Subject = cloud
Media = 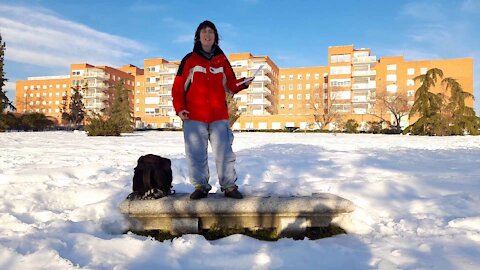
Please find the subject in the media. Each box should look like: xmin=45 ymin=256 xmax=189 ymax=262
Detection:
xmin=0 ymin=4 xmax=148 ymax=68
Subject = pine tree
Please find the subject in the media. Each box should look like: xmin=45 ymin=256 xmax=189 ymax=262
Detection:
xmin=60 ymin=90 xmax=69 ymax=126
xmin=0 ymin=32 xmax=15 ymax=113
xmin=442 ymin=77 xmax=480 ymax=135
xmin=107 ymin=80 xmax=133 ymax=133
xmin=404 ymin=68 xmax=445 ymax=135
xmin=69 ymin=84 xmax=86 ymax=129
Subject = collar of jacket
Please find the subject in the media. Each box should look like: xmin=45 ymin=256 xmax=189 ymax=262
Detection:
xmin=193 ymin=44 xmax=224 ymax=60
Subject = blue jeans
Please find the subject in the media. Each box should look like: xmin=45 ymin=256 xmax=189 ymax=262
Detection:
xmin=183 ymin=120 xmax=237 ymax=191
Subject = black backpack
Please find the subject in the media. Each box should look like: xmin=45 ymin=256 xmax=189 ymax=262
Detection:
xmin=127 ymin=154 xmax=175 ymax=200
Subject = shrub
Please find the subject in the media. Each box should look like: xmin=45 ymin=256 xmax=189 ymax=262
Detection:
xmin=84 ymin=116 xmax=120 ymax=136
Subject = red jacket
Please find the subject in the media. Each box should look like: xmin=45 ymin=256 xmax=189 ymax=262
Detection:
xmin=172 ymin=46 xmax=248 ymax=123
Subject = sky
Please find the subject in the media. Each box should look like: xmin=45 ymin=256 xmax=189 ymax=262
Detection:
xmin=1 ymin=0 xmax=479 ymax=112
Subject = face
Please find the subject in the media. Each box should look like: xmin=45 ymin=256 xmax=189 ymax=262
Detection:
xmin=199 ymin=27 xmax=215 ymax=50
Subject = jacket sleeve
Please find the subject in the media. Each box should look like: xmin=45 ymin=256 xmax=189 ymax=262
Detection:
xmin=172 ymin=53 xmax=191 ymax=114
xmin=223 ymin=58 xmax=249 ymax=94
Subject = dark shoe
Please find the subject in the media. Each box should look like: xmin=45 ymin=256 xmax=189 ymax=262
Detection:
xmin=224 ymin=187 xmax=243 ymax=199
xmin=190 ymin=188 xmax=208 ymax=200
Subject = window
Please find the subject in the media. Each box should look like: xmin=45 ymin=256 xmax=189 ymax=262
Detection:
xmin=56 ymin=84 xmax=60 ymax=88
xmin=386 ymin=74 xmax=397 ymax=82
xmin=289 ymin=75 xmax=294 ymax=80
xmin=407 ymin=90 xmax=415 ymax=97
xmin=314 ymin=74 xmax=320 ymax=80
xmin=297 ymin=74 xmax=302 ymax=80
xmin=297 ymin=94 xmax=302 ymax=100
xmin=306 ymin=83 xmax=311 ymax=90
xmin=280 ymin=104 xmax=285 ymax=109
xmin=314 ymin=83 xmax=320 ymax=90
xmin=407 ymin=68 xmax=415 ymax=75
xmin=288 ymin=94 xmax=294 ymax=100
xmin=280 ymin=75 xmax=285 ymax=81
xmin=305 ymin=94 xmax=311 ymax=100
xmin=407 ymin=79 xmax=414 ymax=86
xmin=280 ymin=85 xmax=285 ymax=91
xmin=297 ymin=84 xmax=302 ymax=90
xmin=387 ymin=64 xmax=397 ymax=71
xmin=330 ymin=66 xmax=351 ymax=75
xmin=42 ymin=85 xmax=47 ymax=89
xmin=288 ymin=84 xmax=293 ymax=90
xmin=62 ymin=84 xmax=67 ymax=88
xmin=306 ymin=73 xmax=311 ymax=80
xmin=420 ymin=67 xmax=428 ymax=74
xmin=288 ymin=104 xmax=294 ymax=109
xmin=387 ymin=84 xmax=398 ymax=93
xmin=280 ymin=94 xmax=285 ymax=100
xmin=330 ymin=79 xmax=351 ymax=87
xmin=23 ymin=86 xmax=28 ymax=90
xmin=145 ymin=97 xmax=160 ymax=104
xmin=331 ymin=91 xmax=351 ymax=100
xmin=136 ymin=99 xmax=140 ymax=104
xmin=331 ymin=54 xmax=351 ymax=63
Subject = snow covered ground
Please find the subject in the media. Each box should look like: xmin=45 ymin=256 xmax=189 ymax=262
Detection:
xmin=1 ymin=131 xmax=479 ymax=269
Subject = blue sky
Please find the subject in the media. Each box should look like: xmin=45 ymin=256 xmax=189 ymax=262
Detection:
xmin=1 ymin=0 xmax=479 ymax=112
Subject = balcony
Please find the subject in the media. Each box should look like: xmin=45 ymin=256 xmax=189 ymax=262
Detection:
xmin=352 ymin=96 xmax=368 ymax=103
xmin=253 ymin=75 xmax=272 ymax=84
xmin=352 ymin=81 xmax=376 ymax=90
xmin=158 ymin=101 xmax=173 ymax=107
xmin=158 ymin=79 xmax=174 ymax=86
xmin=352 ymin=70 xmax=376 ymax=77
xmin=87 ymin=82 xmax=107 ymax=88
xmin=84 ymin=72 xmax=108 ymax=79
xmin=352 ymin=56 xmax=377 ymax=64
xmin=158 ymin=91 xmax=172 ymax=96
xmin=248 ymin=86 xmax=271 ymax=95
xmin=247 ymin=98 xmax=271 ymax=106
xmin=83 ymin=93 xmax=104 ymax=99
xmin=157 ymin=69 xmax=177 ymax=75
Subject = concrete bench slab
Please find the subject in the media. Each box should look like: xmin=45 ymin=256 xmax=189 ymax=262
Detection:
xmin=120 ymin=193 xmax=355 ymax=236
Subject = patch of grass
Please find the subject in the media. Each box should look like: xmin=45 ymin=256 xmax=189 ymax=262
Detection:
xmin=126 ymin=225 xmax=346 ymax=242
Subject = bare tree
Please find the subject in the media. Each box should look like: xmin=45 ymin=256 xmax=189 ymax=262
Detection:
xmin=374 ymin=90 xmax=412 ymax=131
xmin=310 ymin=87 xmax=342 ymax=130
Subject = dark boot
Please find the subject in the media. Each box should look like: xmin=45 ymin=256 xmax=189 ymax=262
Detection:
xmin=190 ymin=188 xmax=208 ymax=200
xmin=224 ymin=186 xmax=243 ymax=199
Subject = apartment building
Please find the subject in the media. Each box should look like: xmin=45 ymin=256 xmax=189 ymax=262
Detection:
xmin=15 ymin=45 xmax=474 ymax=130
xmin=15 ymin=63 xmax=137 ymax=123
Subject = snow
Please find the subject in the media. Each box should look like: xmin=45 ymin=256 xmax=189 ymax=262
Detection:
xmin=1 ymin=131 xmax=480 ymax=269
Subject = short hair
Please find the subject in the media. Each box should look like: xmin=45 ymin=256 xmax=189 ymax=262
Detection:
xmin=194 ymin=20 xmax=219 ymax=47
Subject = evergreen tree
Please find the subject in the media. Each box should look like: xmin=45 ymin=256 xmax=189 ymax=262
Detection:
xmin=226 ymin=92 xmax=241 ymax=127
xmin=60 ymin=90 xmax=69 ymax=126
xmin=442 ymin=77 xmax=480 ymax=135
xmin=404 ymin=68 xmax=445 ymax=135
xmin=69 ymin=84 xmax=86 ymax=129
xmin=106 ymin=80 xmax=133 ymax=133
xmin=0 ymin=32 xmax=15 ymax=113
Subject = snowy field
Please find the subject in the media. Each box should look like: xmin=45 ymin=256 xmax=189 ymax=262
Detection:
xmin=1 ymin=131 xmax=480 ymax=270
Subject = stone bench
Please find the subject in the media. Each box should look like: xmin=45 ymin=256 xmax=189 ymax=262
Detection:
xmin=119 ymin=193 xmax=355 ymax=236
